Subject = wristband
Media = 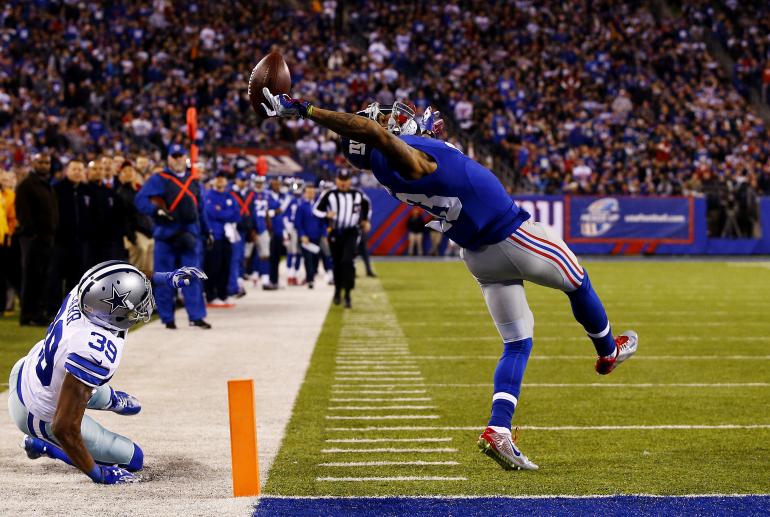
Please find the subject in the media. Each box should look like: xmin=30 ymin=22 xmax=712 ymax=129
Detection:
xmin=306 ymin=104 xmax=314 ymax=118
xmin=88 ymin=464 xmax=103 ymax=483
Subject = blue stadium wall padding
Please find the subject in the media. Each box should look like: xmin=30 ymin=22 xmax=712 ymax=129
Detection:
xmin=364 ymin=189 xmax=770 ymax=255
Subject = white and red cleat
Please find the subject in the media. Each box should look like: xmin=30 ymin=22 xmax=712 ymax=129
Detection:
xmin=477 ymin=427 xmax=538 ymax=471
xmin=595 ymin=330 xmax=638 ymax=375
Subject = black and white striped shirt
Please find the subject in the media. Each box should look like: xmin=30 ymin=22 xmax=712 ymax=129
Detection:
xmin=313 ymin=188 xmax=371 ymax=231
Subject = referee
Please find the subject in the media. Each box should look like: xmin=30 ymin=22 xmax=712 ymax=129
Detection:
xmin=313 ymin=169 xmax=370 ymax=308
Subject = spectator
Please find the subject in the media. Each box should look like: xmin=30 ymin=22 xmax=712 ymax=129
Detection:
xmin=407 ymin=208 xmax=425 ymax=256
xmin=117 ymin=161 xmax=154 ymax=276
xmin=0 ymin=169 xmax=9 ymax=315
xmin=15 ymin=153 xmax=58 ymax=326
xmin=87 ymin=158 xmax=128 ymax=263
xmin=51 ymin=160 xmax=91 ymax=307
xmin=1 ymin=170 xmax=18 ymax=313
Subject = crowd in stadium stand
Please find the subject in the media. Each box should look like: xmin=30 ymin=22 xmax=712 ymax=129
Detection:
xmin=684 ymin=0 xmax=770 ymax=103
xmin=1 ymin=0 xmax=770 ymax=309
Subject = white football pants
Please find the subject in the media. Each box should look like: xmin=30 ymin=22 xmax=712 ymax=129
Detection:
xmin=461 ymin=219 xmax=585 ymax=343
xmin=7 ymin=359 xmax=137 ymax=465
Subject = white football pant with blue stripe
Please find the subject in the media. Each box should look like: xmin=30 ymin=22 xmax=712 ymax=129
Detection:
xmin=462 ymin=219 xmax=587 ymax=342
xmin=8 ymin=359 xmax=137 ymax=466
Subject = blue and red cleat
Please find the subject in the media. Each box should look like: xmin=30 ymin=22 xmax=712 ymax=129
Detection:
xmin=477 ymin=427 xmax=539 ymax=471
xmin=596 ymin=330 xmax=639 ymax=375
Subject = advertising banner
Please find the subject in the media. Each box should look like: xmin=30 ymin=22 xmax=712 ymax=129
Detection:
xmin=565 ymin=196 xmax=694 ymax=244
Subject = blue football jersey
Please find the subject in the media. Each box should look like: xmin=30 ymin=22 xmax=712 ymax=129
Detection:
xmin=370 ymin=136 xmax=530 ymax=250
xmin=252 ymin=191 xmax=270 ymax=233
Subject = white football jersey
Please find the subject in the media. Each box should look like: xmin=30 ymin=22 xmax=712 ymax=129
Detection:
xmin=19 ymin=287 xmax=125 ymax=422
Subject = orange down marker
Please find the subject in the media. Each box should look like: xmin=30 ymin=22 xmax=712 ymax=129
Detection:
xmin=227 ymin=379 xmax=260 ymax=497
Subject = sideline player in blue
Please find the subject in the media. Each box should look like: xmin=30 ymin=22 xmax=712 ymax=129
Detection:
xmin=295 ymin=183 xmax=327 ymax=289
xmin=204 ymin=172 xmax=241 ymax=306
xmin=285 ymin=179 xmax=305 ymax=285
xmin=265 ymin=177 xmax=292 ymax=290
xmin=261 ymin=89 xmax=639 ymax=470
xmin=135 ymin=144 xmax=212 ymax=329
xmin=250 ymin=175 xmax=271 ymax=286
xmin=228 ymin=171 xmax=256 ymax=298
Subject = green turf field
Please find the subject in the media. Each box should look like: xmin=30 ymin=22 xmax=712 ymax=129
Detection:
xmin=265 ymin=260 xmax=770 ymax=496
xmin=0 ymin=314 xmax=47 ymax=391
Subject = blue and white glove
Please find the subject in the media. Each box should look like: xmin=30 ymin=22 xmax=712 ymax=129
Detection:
xmin=420 ymin=106 xmax=444 ymax=137
xmin=261 ymin=87 xmax=313 ymax=119
xmin=89 ymin=464 xmax=138 ymax=484
xmin=153 ymin=267 xmax=208 ymax=288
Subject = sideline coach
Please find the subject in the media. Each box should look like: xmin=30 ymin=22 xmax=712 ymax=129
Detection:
xmin=313 ymin=169 xmax=370 ymax=308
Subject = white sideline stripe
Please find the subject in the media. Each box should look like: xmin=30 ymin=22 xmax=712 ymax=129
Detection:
xmin=415 ymin=335 xmax=767 ymax=342
xmin=326 ymin=424 xmax=770 ymax=432
xmin=332 ymin=377 xmax=425 ymax=389
xmin=334 ymin=372 xmax=421 ymax=376
xmin=259 ymin=493 xmax=770 ymax=500
xmin=332 ymin=390 xmax=427 ymax=394
xmin=335 ymin=379 xmax=425 ymax=383
xmin=321 ymin=447 xmax=457 ymax=453
xmin=422 ymin=383 xmax=770 ymax=388
xmin=336 ymin=360 xmax=417 ymax=364
xmin=318 ymin=461 xmax=458 ymax=467
xmin=411 ymin=355 xmax=770 ymax=361
xmin=400 ymin=320 xmax=770 ymax=327
xmin=337 ymin=361 xmax=417 ymax=370
xmin=337 ymin=352 xmax=410 ymax=359
xmin=329 ymin=406 xmax=436 ymax=410
xmin=316 ymin=476 xmax=467 ymax=482
xmin=326 ymin=415 xmax=440 ymax=420
xmin=325 ymin=438 xmax=452 ymax=443
xmin=330 ymin=398 xmax=432 ymax=402
xmin=337 ymin=347 xmax=409 ymax=350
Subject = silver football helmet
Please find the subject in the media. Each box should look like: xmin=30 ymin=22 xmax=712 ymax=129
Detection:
xmin=77 ymin=261 xmax=155 ymax=331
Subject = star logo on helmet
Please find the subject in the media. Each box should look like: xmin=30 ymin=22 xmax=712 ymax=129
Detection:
xmin=100 ymin=285 xmax=131 ymax=314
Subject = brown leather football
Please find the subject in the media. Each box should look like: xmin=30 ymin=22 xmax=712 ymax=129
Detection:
xmin=248 ymin=51 xmax=291 ymax=118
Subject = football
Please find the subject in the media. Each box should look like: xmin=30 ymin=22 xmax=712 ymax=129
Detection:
xmin=248 ymin=50 xmax=292 ymax=117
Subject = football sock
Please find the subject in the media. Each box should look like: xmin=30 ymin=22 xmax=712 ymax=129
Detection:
xmin=287 ymin=254 xmax=295 ymax=271
xmin=87 ymin=385 xmax=113 ymax=410
xmin=488 ymin=338 xmax=532 ymax=429
xmin=566 ymin=273 xmax=616 ymax=357
xmin=35 ymin=438 xmax=74 ymax=466
xmin=259 ymin=258 xmax=270 ymax=276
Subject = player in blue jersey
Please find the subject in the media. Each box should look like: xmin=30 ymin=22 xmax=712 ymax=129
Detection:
xmin=284 ymin=179 xmax=305 ymax=285
xmin=261 ymin=88 xmax=638 ymax=471
xmin=265 ymin=177 xmax=292 ymax=290
xmin=229 ymin=171 xmax=256 ymax=298
xmin=250 ymin=175 xmax=271 ymax=286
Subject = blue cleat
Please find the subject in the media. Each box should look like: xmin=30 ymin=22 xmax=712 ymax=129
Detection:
xmin=109 ymin=390 xmax=142 ymax=416
xmin=21 ymin=435 xmax=46 ymax=460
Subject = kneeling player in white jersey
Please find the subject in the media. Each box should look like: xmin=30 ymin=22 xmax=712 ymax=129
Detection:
xmin=8 ymin=261 xmax=206 ymax=484
xmin=261 ymin=90 xmax=639 ymax=471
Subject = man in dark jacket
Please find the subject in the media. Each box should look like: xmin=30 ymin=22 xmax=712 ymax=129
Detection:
xmin=16 ymin=153 xmax=59 ymax=326
xmin=116 ymin=160 xmax=154 ymax=275
xmin=88 ymin=157 xmax=128 ymax=263
xmin=51 ymin=160 xmax=92 ymax=310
